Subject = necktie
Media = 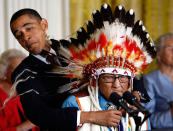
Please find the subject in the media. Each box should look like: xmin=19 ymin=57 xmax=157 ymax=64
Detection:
xmin=40 ymin=49 xmax=61 ymax=66
xmin=46 ymin=53 xmax=61 ymax=66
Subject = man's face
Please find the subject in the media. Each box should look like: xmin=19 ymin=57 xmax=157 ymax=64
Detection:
xmin=98 ymin=74 xmax=130 ymax=100
xmin=10 ymin=14 xmax=48 ymax=55
xmin=158 ymin=37 xmax=173 ymax=66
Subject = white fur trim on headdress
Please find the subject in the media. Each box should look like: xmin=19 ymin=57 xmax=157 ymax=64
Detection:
xmin=92 ymin=67 xmax=132 ymax=79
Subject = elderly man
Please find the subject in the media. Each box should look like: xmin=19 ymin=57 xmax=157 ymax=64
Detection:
xmin=58 ymin=3 xmax=155 ymax=131
xmin=63 ymin=73 xmax=146 ymax=130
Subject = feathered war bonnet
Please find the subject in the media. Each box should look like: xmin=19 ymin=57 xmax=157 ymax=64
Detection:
xmin=53 ymin=3 xmax=156 ymax=92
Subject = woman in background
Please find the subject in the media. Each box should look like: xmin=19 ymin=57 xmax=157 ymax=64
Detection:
xmin=0 ymin=49 xmax=39 ymax=131
xmin=144 ymin=33 xmax=173 ymax=129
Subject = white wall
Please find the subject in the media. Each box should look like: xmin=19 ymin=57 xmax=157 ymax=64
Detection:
xmin=0 ymin=0 xmax=69 ymax=54
xmin=0 ymin=0 xmax=5 ymax=53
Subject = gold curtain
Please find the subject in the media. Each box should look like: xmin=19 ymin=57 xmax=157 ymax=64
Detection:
xmin=69 ymin=0 xmax=173 ymax=74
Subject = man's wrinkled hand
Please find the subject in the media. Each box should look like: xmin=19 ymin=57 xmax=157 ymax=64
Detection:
xmin=80 ymin=110 xmax=122 ymax=127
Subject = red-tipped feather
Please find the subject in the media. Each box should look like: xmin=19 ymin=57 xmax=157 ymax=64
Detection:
xmin=98 ymin=33 xmax=107 ymax=50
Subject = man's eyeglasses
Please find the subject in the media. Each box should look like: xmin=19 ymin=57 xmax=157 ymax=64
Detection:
xmin=100 ymin=75 xmax=130 ymax=83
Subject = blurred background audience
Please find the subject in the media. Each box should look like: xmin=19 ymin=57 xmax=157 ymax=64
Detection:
xmin=0 ymin=49 xmax=39 ymax=131
xmin=144 ymin=33 xmax=173 ymax=129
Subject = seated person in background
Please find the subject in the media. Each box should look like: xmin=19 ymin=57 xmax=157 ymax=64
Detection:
xmin=0 ymin=49 xmax=39 ymax=131
xmin=144 ymin=33 xmax=173 ymax=129
xmin=57 ymin=4 xmax=155 ymax=131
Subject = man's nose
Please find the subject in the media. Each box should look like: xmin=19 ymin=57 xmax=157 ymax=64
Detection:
xmin=112 ymin=78 xmax=121 ymax=87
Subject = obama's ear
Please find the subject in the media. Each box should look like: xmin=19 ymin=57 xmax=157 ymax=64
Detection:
xmin=40 ymin=18 xmax=48 ymax=31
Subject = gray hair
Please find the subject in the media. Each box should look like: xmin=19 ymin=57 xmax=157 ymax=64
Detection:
xmin=155 ymin=33 xmax=173 ymax=53
xmin=0 ymin=49 xmax=26 ymax=80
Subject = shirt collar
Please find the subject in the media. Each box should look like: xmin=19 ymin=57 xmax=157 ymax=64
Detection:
xmin=32 ymin=48 xmax=56 ymax=64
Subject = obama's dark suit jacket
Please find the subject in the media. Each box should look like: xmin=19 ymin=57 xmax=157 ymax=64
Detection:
xmin=12 ymin=42 xmax=77 ymax=131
